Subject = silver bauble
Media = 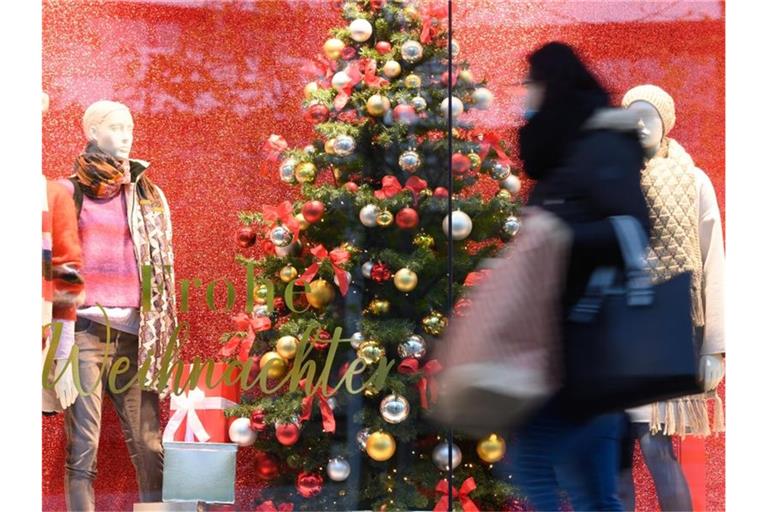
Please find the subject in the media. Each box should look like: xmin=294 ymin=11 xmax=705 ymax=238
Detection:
xmin=440 ymin=96 xmax=464 ymax=118
xmin=432 ymin=441 xmax=462 ymax=471
xmin=399 ymin=150 xmax=422 ymax=173
xmin=351 ymin=331 xmax=366 ymax=349
xmin=361 ymin=261 xmax=374 ymax=279
xmin=333 ymin=135 xmax=356 ymax=156
xmin=450 ymin=39 xmax=461 ymax=58
xmin=275 ymin=239 xmax=302 ymax=257
xmin=228 ymin=417 xmax=257 ymax=447
xmin=332 ymin=71 xmax=352 ymax=91
xmin=411 ymin=96 xmax=427 ymax=112
xmin=359 ymin=204 xmax=381 ymax=227
xmin=491 ymin=161 xmax=512 ymax=180
xmin=304 ymin=144 xmax=316 ymax=154
xmin=472 ymin=87 xmax=494 ymax=110
xmin=500 ymin=174 xmax=522 ymax=194
xmin=253 ymin=304 xmax=270 ymax=317
xmin=269 ymin=225 xmax=293 ymax=247
xmin=356 ymin=428 xmax=371 ymax=450
xmin=397 ymin=334 xmax=427 ymax=359
xmin=327 ymin=456 xmax=351 ymax=482
xmin=503 ymin=215 xmax=522 ymax=237
xmin=279 ymin=158 xmax=297 ymax=184
xmin=442 ymin=210 xmax=473 ymax=240
xmin=401 ymin=40 xmax=424 ymax=63
xmin=380 ymin=394 xmax=410 ymax=424
xmin=326 ymin=396 xmax=338 ymax=411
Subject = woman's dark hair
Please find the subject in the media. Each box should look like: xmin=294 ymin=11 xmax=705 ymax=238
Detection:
xmin=519 ymin=42 xmax=610 ymax=179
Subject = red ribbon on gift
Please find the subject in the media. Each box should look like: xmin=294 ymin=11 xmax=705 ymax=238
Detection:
xmin=299 ymin=378 xmax=336 ymax=433
xmin=420 ymin=2 xmax=448 ymax=44
xmin=475 ymin=132 xmax=512 ymax=165
xmin=219 ymin=313 xmax=272 ymax=362
xmin=256 ymin=500 xmax=294 ymax=512
xmin=397 ymin=357 xmax=443 ymax=409
xmin=262 ymin=134 xmax=288 ymax=162
xmin=263 ymin=200 xmax=301 ymax=240
xmin=433 ymin=477 xmax=479 ymax=512
xmin=297 ymin=244 xmax=350 ymax=296
xmin=374 ymin=175 xmax=428 ymax=202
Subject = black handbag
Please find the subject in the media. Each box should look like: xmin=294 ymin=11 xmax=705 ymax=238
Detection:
xmin=561 ymin=216 xmax=703 ymax=415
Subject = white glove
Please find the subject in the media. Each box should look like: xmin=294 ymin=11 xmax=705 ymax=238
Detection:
xmin=54 ymin=358 xmax=79 ymax=409
xmin=699 ymin=354 xmax=725 ymax=391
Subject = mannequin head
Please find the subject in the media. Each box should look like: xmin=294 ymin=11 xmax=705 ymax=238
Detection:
xmin=621 ymin=85 xmax=676 ymax=158
xmin=626 ymin=100 xmax=664 ymax=155
xmin=82 ymin=100 xmax=134 ymax=159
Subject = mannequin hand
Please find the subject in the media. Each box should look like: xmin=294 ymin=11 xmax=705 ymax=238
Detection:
xmin=699 ymin=354 xmax=725 ymax=391
xmin=54 ymin=359 xmax=79 ymax=409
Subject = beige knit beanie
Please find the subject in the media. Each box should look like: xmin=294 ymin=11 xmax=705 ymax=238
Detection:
xmin=621 ymin=85 xmax=676 ymax=137
xmin=82 ymin=100 xmax=131 ymax=141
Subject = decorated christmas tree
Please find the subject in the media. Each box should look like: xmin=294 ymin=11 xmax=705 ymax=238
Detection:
xmin=223 ymin=0 xmax=524 ymax=510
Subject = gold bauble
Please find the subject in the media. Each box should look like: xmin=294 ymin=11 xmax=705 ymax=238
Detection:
xmin=364 ymin=383 xmax=381 ymax=397
xmin=295 ymin=162 xmax=317 ymax=184
xmin=324 ymin=138 xmax=336 ymax=155
xmin=468 ymin=152 xmax=482 ymax=170
xmin=340 ymin=242 xmax=360 ymax=256
xmin=376 ymin=210 xmax=394 ymax=227
xmin=304 ymin=81 xmax=319 ymax=100
xmin=279 ymin=265 xmax=298 ymax=283
xmin=476 ymin=433 xmax=507 ymax=463
xmin=383 ymin=60 xmax=402 ymax=78
xmin=459 ymin=69 xmax=475 ymax=83
xmin=259 ymin=351 xmax=288 ymax=379
xmin=275 ymin=335 xmax=300 ymax=360
xmin=323 ymin=38 xmax=345 ymax=60
xmin=295 ymin=213 xmax=311 ymax=230
xmin=413 ymin=232 xmax=435 ymax=250
xmin=422 ymin=311 xmax=447 ymax=336
xmin=366 ymin=431 xmax=396 ymax=461
xmin=254 ymin=284 xmax=271 ymax=305
xmin=403 ymin=6 xmax=420 ymax=20
xmin=332 ymin=167 xmax=344 ymax=181
xmin=357 ymin=340 xmax=384 ymax=365
xmin=393 ymin=268 xmax=418 ymax=292
xmin=366 ymin=94 xmax=391 ymax=116
xmin=404 ymin=74 xmax=422 ymax=89
xmin=306 ymin=279 xmax=336 ymax=309
xmin=496 ymin=189 xmax=513 ymax=201
xmin=367 ymin=298 xmax=390 ymax=316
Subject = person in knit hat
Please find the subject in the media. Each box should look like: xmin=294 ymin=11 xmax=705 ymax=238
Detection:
xmin=618 ymin=84 xmax=725 ymax=511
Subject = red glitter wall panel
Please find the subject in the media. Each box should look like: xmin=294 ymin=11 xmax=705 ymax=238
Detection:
xmin=42 ymin=1 xmax=724 ymax=510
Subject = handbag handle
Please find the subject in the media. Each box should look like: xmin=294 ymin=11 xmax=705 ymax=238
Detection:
xmin=569 ymin=216 xmax=653 ymax=323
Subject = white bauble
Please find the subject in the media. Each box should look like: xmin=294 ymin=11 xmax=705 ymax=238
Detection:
xmin=332 ymin=71 xmax=352 ymax=91
xmin=349 ymin=18 xmax=373 ymax=42
xmin=359 ymin=204 xmax=381 ymax=227
xmin=501 ymin=174 xmax=522 ymax=194
xmin=442 ymin=210 xmax=472 ymax=240
xmin=441 ymin=96 xmax=464 ymax=118
xmin=472 ymin=87 xmax=494 ymax=110
xmin=327 ymin=456 xmax=351 ymax=482
xmin=228 ymin=417 xmax=257 ymax=447
xmin=432 ymin=441 xmax=462 ymax=471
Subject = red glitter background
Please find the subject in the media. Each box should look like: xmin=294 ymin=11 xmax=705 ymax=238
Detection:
xmin=41 ymin=1 xmax=725 ymax=510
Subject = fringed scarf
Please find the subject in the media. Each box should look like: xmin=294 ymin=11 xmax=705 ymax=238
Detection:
xmin=643 ymin=138 xmax=724 ymax=437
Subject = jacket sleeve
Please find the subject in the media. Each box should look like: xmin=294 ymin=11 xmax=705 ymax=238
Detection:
xmin=695 ymin=168 xmax=725 ymax=355
xmin=48 ymin=182 xmax=85 ymax=359
xmin=568 ymin=134 xmax=651 ymax=267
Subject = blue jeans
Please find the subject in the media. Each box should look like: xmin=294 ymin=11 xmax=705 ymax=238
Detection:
xmin=512 ymin=399 xmax=625 ymax=511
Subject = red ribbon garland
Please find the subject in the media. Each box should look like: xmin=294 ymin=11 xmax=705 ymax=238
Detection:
xmin=475 ymin=132 xmax=512 ymax=165
xmin=397 ymin=357 xmax=443 ymax=409
xmin=433 ymin=477 xmax=479 ymax=512
xmin=262 ymin=134 xmax=288 ymax=162
xmin=219 ymin=313 xmax=272 ymax=362
xmin=263 ymin=200 xmax=301 ymax=241
xmin=297 ymin=245 xmax=350 ymax=296
xmin=256 ymin=500 xmax=294 ymax=512
xmin=298 ymin=378 xmax=336 ymax=433
xmin=420 ymin=3 xmax=448 ymax=44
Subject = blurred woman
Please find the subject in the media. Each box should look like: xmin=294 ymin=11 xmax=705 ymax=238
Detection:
xmin=512 ymin=42 xmax=649 ymax=511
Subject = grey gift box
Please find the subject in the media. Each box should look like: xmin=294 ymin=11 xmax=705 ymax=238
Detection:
xmin=162 ymin=441 xmax=237 ymax=504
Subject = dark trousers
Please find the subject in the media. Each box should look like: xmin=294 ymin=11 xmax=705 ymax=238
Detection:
xmin=511 ymin=399 xmax=625 ymax=511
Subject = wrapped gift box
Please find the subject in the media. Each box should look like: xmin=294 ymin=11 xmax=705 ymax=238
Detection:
xmin=162 ymin=441 xmax=237 ymax=504
xmin=164 ymin=362 xmax=241 ymax=443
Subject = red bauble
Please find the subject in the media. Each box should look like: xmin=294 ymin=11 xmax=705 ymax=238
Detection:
xmin=272 ymin=296 xmax=287 ymax=315
xmin=370 ymin=0 xmax=387 ymax=10
xmin=341 ymin=46 xmax=357 ymax=60
xmin=396 ymin=208 xmax=420 ymax=229
xmin=250 ymin=409 xmax=267 ymax=432
xmin=344 ymin=182 xmax=359 ymax=193
xmin=312 ymin=329 xmax=332 ymax=350
xmin=434 ymin=187 xmax=449 ymax=198
xmin=301 ymin=200 xmax=325 ymax=223
xmin=236 ymin=226 xmax=256 ymax=248
xmin=393 ymin=104 xmax=417 ymax=125
xmin=375 ymin=41 xmax=392 ymax=55
xmin=296 ymin=472 xmax=324 ymax=498
xmin=275 ymin=422 xmax=301 ymax=446
xmin=370 ymin=262 xmax=392 ymax=282
xmin=254 ymin=452 xmax=280 ymax=480
xmin=451 ymin=153 xmax=472 ymax=175
xmin=304 ymin=103 xmax=330 ymax=124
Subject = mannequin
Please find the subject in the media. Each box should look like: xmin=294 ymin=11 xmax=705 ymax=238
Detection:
xmin=59 ymin=100 xmax=177 ymax=511
xmin=618 ymin=85 xmax=725 ymax=511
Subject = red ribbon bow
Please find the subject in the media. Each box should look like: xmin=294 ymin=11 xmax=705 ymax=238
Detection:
xmin=297 ymin=245 xmax=350 ymax=296
xmin=420 ymin=3 xmax=448 ymax=44
xmin=360 ymin=57 xmax=389 ymax=89
xmin=433 ymin=477 xmax=479 ymax=512
xmin=397 ymin=357 xmax=443 ymax=409
xmin=299 ymin=378 xmax=336 ymax=433
xmin=219 ymin=313 xmax=272 ymax=362
xmin=262 ymin=134 xmax=288 ymax=162
xmin=263 ymin=200 xmax=301 ymax=240
xmin=374 ymin=175 xmax=428 ymax=202
xmin=475 ymin=132 xmax=512 ymax=165
xmin=301 ymin=55 xmax=336 ymax=87
xmin=256 ymin=500 xmax=294 ymax=512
